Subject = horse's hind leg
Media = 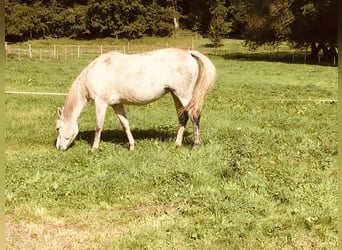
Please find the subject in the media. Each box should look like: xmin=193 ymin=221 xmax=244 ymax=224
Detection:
xmin=176 ymin=111 xmax=189 ymax=146
xmin=112 ymin=104 xmax=135 ymax=150
xmin=171 ymin=93 xmax=189 ymax=146
xmin=190 ymin=111 xmax=201 ymax=146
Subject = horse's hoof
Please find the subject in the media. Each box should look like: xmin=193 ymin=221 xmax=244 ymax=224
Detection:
xmin=175 ymin=138 xmax=183 ymax=146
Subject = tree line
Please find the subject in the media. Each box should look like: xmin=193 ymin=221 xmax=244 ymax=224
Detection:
xmin=5 ymin=0 xmax=337 ymax=61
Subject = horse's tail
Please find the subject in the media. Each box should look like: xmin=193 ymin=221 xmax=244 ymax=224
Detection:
xmin=182 ymin=50 xmax=216 ymax=117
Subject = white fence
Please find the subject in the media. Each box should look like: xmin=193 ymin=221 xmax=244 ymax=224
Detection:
xmin=4 ymin=42 xmax=201 ymax=61
xmin=4 ymin=42 xmax=338 ymax=66
xmin=6 ymin=43 xmax=129 ymax=61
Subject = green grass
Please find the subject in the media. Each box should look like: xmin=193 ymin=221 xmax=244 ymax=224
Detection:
xmin=5 ymin=39 xmax=337 ymax=249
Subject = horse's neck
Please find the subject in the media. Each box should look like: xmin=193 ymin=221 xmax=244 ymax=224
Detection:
xmin=63 ymin=81 xmax=87 ymax=122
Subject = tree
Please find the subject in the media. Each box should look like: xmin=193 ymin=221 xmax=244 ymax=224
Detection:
xmin=234 ymin=0 xmax=337 ymax=61
xmin=84 ymin=0 xmax=148 ymax=39
xmin=144 ymin=2 xmax=174 ymax=37
xmin=150 ymin=0 xmax=184 ymax=33
xmin=290 ymin=0 xmax=337 ymax=60
xmin=226 ymin=0 xmax=248 ymax=38
xmin=208 ymin=0 xmax=231 ymax=47
xmin=6 ymin=0 xmax=336 ymax=58
xmin=172 ymin=0 xmax=180 ymax=30
xmin=5 ymin=0 xmax=180 ymax=41
xmin=5 ymin=3 xmax=47 ymax=41
xmin=69 ymin=5 xmax=89 ymax=39
xmin=185 ymin=0 xmax=211 ymax=34
xmin=242 ymin=0 xmax=294 ymax=48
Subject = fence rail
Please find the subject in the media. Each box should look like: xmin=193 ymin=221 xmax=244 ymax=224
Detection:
xmin=4 ymin=42 xmax=338 ymax=66
xmin=5 ymin=42 xmax=201 ymax=61
xmin=5 ymin=43 xmax=129 ymax=61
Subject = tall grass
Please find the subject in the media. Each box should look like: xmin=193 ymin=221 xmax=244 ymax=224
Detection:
xmin=5 ymin=39 xmax=337 ymax=249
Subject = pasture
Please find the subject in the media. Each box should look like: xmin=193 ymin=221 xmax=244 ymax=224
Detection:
xmin=5 ymin=39 xmax=337 ymax=249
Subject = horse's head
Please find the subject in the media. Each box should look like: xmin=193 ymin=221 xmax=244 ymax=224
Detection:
xmin=55 ymin=107 xmax=78 ymax=151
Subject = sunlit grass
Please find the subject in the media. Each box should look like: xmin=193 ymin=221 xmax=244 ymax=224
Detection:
xmin=5 ymin=42 xmax=337 ymax=249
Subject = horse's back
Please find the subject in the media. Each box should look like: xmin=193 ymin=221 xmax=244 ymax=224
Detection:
xmin=83 ymin=48 xmax=199 ymax=105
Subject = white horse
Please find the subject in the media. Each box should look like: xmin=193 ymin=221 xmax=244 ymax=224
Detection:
xmin=56 ymin=48 xmax=216 ymax=151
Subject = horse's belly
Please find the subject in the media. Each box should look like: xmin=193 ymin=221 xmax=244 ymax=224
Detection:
xmin=108 ymin=83 xmax=169 ymax=105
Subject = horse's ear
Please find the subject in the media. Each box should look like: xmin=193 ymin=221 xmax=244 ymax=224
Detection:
xmin=57 ymin=107 xmax=64 ymax=119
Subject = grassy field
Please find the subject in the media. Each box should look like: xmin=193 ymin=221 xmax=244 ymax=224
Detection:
xmin=5 ymin=38 xmax=337 ymax=249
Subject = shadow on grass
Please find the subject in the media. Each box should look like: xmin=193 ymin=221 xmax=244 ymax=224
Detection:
xmin=76 ymin=127 xmax=192 ymax=147
xmin=219 ymin=52 xmax=338 ymax=67
xmin=203 ymin=43 xmax=224 ymax=48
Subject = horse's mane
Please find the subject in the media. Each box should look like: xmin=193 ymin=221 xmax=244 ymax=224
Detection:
xmin=63 ymin=71 xmax=89 ymax=120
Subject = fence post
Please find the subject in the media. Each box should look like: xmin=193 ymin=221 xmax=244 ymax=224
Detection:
xmin=53 ymin=45 xmax=56 ymax=59
xmin=100 ymin=44 xmax=103 ymax=54
xmin=5 ymin=42 xmax=8 ymax=61
xmin=304 ymin=47 xmax=308 ymax=64
xmin=269 ymin=46 xmax=272 ymax=61
xmin=292 ymin=50 xmax=295 ymax=62
xmin=29 ymin=44 xmax=32 ymax=59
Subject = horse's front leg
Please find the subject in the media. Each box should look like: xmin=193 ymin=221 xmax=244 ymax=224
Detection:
xmin=112 ymin=104 xmax=135 ymax=150
xmin=92 ymin=100 xmax=108 ymax=152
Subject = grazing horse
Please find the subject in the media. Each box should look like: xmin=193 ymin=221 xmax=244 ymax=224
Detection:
xmin=56 ymin=48 xmax=216 ymax=151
